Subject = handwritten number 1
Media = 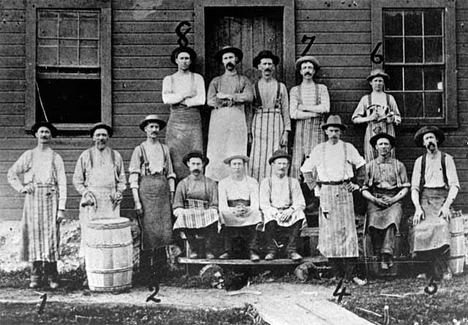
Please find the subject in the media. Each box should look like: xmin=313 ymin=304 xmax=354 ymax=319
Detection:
xmin=301 ymin=35 xmax=316 ymax=56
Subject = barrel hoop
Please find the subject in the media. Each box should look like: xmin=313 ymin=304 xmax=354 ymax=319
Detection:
xmin=87 ymin=222 xmax=131 ymax=230
xmin=450 ymin=232 xmax=465 ymax=236
xmin=89 ymin=284 xmax=132 ymax=291
xmin=87 ymin=266 xmax=133 ymax=274
xmin=86 ymin=241 xmax=133 ymax=248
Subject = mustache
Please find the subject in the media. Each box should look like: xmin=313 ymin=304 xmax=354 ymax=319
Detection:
xmin=265 ymin=68 xmax=272 ymax=72
xmin=225 ymin=62 xmax=235 ymax=68
xmin=304 ymin=72 xmax=312 ymax=76
xmin=425 ymin=141 xmax=436 ymax=147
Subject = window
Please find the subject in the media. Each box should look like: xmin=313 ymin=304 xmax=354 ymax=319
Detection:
xmin=26 ymin=0 xmax=111 ymax=132
xmin=372 ymin=0 xmax=457 ymax=127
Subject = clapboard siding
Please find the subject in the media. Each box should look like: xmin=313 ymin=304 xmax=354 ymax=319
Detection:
xmin=0 ymin=0 xmax=468 ymax=221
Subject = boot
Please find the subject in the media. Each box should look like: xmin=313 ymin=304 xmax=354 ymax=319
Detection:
xmin=30 ymin=261 xmax=43 ymax=289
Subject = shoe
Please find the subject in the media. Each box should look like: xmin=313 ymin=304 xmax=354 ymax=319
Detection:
xmin=416 ymin=273 xmax=427 ymax=280
xmin=265 ymin=253 xmax=275 ymax=260
xmin=289 ymin=252 xmax=303 ymax=261
xmin=250 ymin=252 xmax=260 ymax=262
xmin=219 ymin=252 xmax=229 ymax=260
xmin=387 ymin=256 xmax=394 ymax=268
xmin=442 ymin=269 xmax=453 ymax=281
xmin=380 ymin=261 xmax=389 ymax=270
xmin=352 ymin=277 xmax=367 ymax=286
xmin=189 ymin=252 xmax=198 ymax=259
xmin=29 ymin=281 xmax=39 ymax=289
xmin=205 ymin=252 xmax=215 ymax=260
xmin=49 ymin=280 xmax=59 ymax=289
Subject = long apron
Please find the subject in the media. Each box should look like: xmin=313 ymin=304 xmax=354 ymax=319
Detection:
xmin=367 ymin=188 xmax=402 ymax=232
xmin=139 ymin=174 xmax=173 ymax=250
xmin=412 ymin=188 xmax=450 ymax=253
xmin=79 ymin=152 xmax=120 ymax=257
xmin=20 ymin=153 xmax=59 ymax=262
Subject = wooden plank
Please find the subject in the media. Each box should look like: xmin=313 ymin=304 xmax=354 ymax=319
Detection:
xmin=113 ymin=1 xmax=193 ymax=10
xmin=113 ymin=9 xmax=194 ymax=22
xmin=113 ymin=56 xmax=171 ymax=68
xmin=0 ymin=21 xmax=25 ymax=33
xmin=113 ymin=80 xmax=160 ymax=91
xmin=296 ymin=9 xmax=370 ymax=21
xmin=0 ymin=9 xmax=25 ymax=21
xmin=296 ymin=32 xmax=370 ymax=44
xmin=0 ymin=91 xmax=24 ymax=103
xmin=295 ymin=44 xmax=369 ymax=55
xmin=0 ymin=68 xmax=25 ymax=80
xmin=113 ymin=69 xmax=172 ymax=79
xmin=0 ymin=103 xmax=25 ymax=115
xmin=297 ymin=21 xmax=370 ymax=33
xmin=0 ymin=45 xmax=24 ymax=56
xmin=178 ymin=256 xmax=327 ymax=266
xmin=296 ymin=0 xmax=371 ymax=10
xmin=113 ymin=33 xmax=193 ymax=45
xmin=0 ymin=34 xmax=25 ymax=45
xmin=113 ymin=91 xmax=161 ymax=103
xmin=114 ymin=45 xmax=179 ymax=57
xmin=114 ymin=22 xmax=190 ymax=34
xmin=0 ymin=81 xmax=25 ymax=91
xmin=0 ymin=56 xmax=24 ymax=68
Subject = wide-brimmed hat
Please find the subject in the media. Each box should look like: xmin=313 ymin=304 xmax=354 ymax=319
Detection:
xmin=223 ymin=154 xmax=249 ymax=165
xmin=139 ymin=114 xmax=167 ymax=131
xmin=31 ymin=121 xmax=58 ymax=137
xmin=253 ymin=50 xmax=280 ymax=68
xmin=370 ymin=133 xmax=396 ymax=149
xmin=366 ymin=68 xmax=390 ymax=82
xmin=214 ymin=46 xmax=244 ymax=64
xmin=171 ymin=46 xmax=197 ymax=65
xmin=268 ymin=149 xmax=291 ymax=165
xmin=182 ymin=150 xmax=209 ymax=166
xmin=89 ymin=122 xmax=113 ymax=138
xmin=295 ymin=56 xmax=320 ymax=71
xmin=321 ymin=115 xmax=347 ymax=131
xmin=413 ymin=126 xmax=445 ymax=147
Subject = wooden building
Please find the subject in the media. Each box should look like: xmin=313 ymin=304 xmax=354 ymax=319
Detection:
xmin=1 ymin=0 xmax=467 ymax=222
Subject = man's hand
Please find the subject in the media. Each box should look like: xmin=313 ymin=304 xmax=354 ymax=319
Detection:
xmin=233 ymin=205 xmax=248 ymax=217
xmin=135 ymin=201 xmax=144 ymax=217
xmin=413 ymin=207 xmax=425 ymax=226
xmin=279 ymin=207 xmax=294 ymax=222
xmin=111 ymin=191 xmax=123 ymax=206
xmin=345 ymin=182 xmax=359 ymax=192
xmin=280 ymin=132 xmax=289 ymax=147
xmin=173 ymin=208 xmax=184 ymax=219
xmin=56 ymin=209 xmax=65 ymax=223
xmin=367 ymin=108 xmax=379 ymax=122
xmin=438 ymin=204 xmax=451 ymax=221
xmin=20 ymin=184 xmax=34 ymax=194
xmin=373 ymin=197 xmax=389 ymax=208
xmin=184 ymin=89 xmax=197 ymax=99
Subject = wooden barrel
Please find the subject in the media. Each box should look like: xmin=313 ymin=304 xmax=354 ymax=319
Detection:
xmin=449 ymin=213 xmax=465 ymax=275
xmin=85 ymin=219 xmax=133 ymax=292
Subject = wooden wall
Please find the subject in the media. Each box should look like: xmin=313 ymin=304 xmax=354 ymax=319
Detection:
xmin=0 ymin=0 xmax=467 ymax=221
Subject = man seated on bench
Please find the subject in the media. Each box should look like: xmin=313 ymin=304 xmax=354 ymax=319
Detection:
xmin=260 ymin=149 xmax=306 ymax=261
xmin=218 ymin=155 xmax=262 ymax=261
xmin=173 ymin=150 xmax=219 ymax=259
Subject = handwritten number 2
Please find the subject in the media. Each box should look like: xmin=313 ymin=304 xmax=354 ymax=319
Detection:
xmin=301 ymin=35 xmax=316 ymax=56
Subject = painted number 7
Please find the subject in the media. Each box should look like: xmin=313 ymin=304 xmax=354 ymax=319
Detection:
xmin=301 ymin=35 xmax=316 ymax=56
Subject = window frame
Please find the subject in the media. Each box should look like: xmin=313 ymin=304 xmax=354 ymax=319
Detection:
xmin=26 ymin=0 xmax=112 ymax=132
xmin=371 ymin=0 xmax=457 ymax=128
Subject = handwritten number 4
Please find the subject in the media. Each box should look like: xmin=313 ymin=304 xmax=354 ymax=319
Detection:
xmin=301 ymin=35 xmax=316 ymax=56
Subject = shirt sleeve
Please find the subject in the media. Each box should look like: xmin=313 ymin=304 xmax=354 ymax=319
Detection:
xmin=259 ymin=178 xmax=272 ymax=211
xmin=163 ymin=144 xmax=176 ymax=180
xmin=280 ymin=83 xmax=291 ymax=131
xmin=162 ymin=75 xmax=184 ymax=105
xmin=347 ymin=143 xmax=366 ymax=169
xmin=72 ymin=151 xmax=88 ymax=196
xmin=173 ymin=179 xmax=187 ymax=210
xmin=446 ymin=154 xmax=460 ymax=189
xmin=207 ymin=77 xmax=219 ymax=108
xmin=397 ymin=161 xmax=411 ymax=188
xmin=249 ymin=178 xmax=260 ymax=210
xmin=302 ymin=84 xmax=330 ymax=114
xmin=208 ymin=179 xmax=219 ymax=210
xmin=411 ymin=156 xmax=422 ymax=191
xmin=184 ymin=73 xmax=206 ymax=107
xmin=291 ymin=178 xmax=306 ymax=211
xmin=54 ymin=153 xmax=67 ymax=210
xmin=115 ymin=151 xmax=127 ymax=193
xmin=7 ymin=151 xmax=30 ymax=193
xmin=300 ymin=146 xmax=320 ymax=173
xmin=232 ymin=76 xmax=253 ymax=104
xmin=218 ymin=179 xmax=229 ymax=213
xmin=128 ymin=146 xmax=142 ymax=189
xmin=289 ymin=86 xmax=319 ymax=120
xmin=388 ymin=94 xmax=402 ymax=124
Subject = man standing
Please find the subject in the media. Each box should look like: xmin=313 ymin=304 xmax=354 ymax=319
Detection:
xmin=8 ymin=122 xmax=66 ymax=289
xmin=301 ymin=115 xmax=366 ymax=284
xmin=361 ymin=133 xmax=409 ymax=270
xmin=260 ymin=149 xmax=306 ymax=261
xmin=290 ymin=56 xmax=330 ymax=179
xmin=162 ymin=47 xmax=206 ymax=182
xmin=411 ymin=126 xmax=459 ymax=280
xmin=218 ymin=155 xmax=262 ymax=261
xmin=173 ymin=150 xmax=219 ymax=259
xmin=73 ymin=123 xmax=127 ymax=259
xmin=129 ymin=115 xmax=175 ymax=279
xmin=206 ymin=46 xmax=253 ymax=181
xmin=249 ymin=50 xmax=291 ymax=182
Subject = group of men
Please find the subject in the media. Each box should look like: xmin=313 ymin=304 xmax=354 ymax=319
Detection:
xmin=8 ymin=44 xmax=460 ymax=289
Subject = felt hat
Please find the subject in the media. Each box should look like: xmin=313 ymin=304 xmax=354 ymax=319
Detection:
xmin=253 ymin=50 xmax=280 ymax=68
xmin=31 ymin=121 xmax=58 ymax=138
xmin=139 ymin=114 xmax=167 ymax=131
xmin=321 ymin=115 xmax=347 ymax=131
xmin=214 ymin=46 xmax=244 ymax=64
xmin=295 ymin=56 xmax=320 ymax=71
xmin=182 ymin=150 xmax=209 ymax=166
xmin=223 ymin=154 xmax=249 ymax=165
xmin=170 ymin=46 xmax=197 ymax=65
xmin=369 ymin=133 xmax=396 ymax=149
xmin=413 ymin=126 xmax=445 ymax=147
xmin=268 ymin=149 xmax=291 ymax=165
xmin=89 ymin=122 xmax=113 ymax=138
xmin=366 ymin=68 xmax=390 ymax=82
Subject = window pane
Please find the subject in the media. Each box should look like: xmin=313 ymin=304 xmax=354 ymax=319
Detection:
xmin=405 ymin=38 xmax=422 ymax=62
xmin=384 ymin=38 xmax=403 ymax=63
xmin=405 ymin=67 xmax=422 ymax=90
xmin=404 ymin=93 xmax=423 ymax=117
xmin=392 ymin=92 xmax=404 ymax=116
xmin=424 ymin=37 xmax=443 ymax=62
xmin=384 ymin=11 xmax=402 ymax=36
xmin=59 ymin=40 xmax=78 ymax=65
xmin=38 ymin=39 xmax=58 ymax=65
xmin=59 ymin=12 xmax=78 ymax=38
xmin=80 ymin=40 xmax=99 ymax=66
xmin=425 ymin=93 xmax=443 ymax=117
xmin=80 ymin=14 xmax=99 ymax=39
xmin=385 ymin=66 xmax=402 ymax=91
xmin=36 ymin=79 xmax=101 ymax=123
xmin=38 ymin=12 xmax=58 ymax=38
xmin=424 ymin=10 xmax=442 ymax=36
xmin=405 ymin=11 xmax=422 ymax=35
xmin=424 ymin=67 xmax=443 ymax=91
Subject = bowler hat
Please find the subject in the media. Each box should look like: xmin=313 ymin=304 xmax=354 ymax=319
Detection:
xmin=370 ymin=133 xmax=395 ymax=149
xmin=31 ymin=121 xmax=58 ymax=138
xmin=295 ymin=56 xmax=320 ymax=71
xmin=223 ymin=154 xmax=249 ymax=165
xmin=139 ymin=114 xmax=167 ymax=131
xmin=268 ymin=149 xmax=291 ymax=165
xmin=171 ymin=46 xmax=197 ymax=65
xmin=321 ymin=115 xmax=347 ymax=131
xmin=253 ymin=50 xmax=280 ymax=68
xmin=366 ymin=69 xmax=390 ymax=82
xmin=182 ymin=150 xmax=209 ymax=166
xmin=89 ymin=122 xmax=113 ymax=138
xmin=214 ymin=46 xmax=244 ymax=64
xmin=413 ymin=126 xmax=445 ymax=147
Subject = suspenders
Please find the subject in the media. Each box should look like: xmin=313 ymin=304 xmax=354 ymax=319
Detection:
xmin=268 ymin=177 xmax=293 ymax=207
xmin=254 ymin=81 xmax=281 ymax=109
xmin=419 ymin=152 xmax=448 ymax=189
